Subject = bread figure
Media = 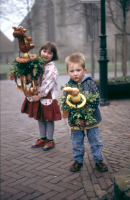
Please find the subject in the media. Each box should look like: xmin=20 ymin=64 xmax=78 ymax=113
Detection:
xmin=12 ymin=26 xmax=34 ymax=53
xmin=63 ymin=87 xmax=79 ymax=96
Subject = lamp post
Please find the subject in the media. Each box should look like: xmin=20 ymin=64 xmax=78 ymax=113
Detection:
xmin=98 ymin=0 xmax=109 ymax=106
xmin=79 ymin=0 xmax=109 ymax=106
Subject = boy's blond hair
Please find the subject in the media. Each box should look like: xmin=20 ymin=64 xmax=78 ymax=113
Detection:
xmin=65 ymin=52 xmax=85 ymax=70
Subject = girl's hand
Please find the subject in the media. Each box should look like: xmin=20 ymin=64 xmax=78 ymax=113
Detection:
xmin=32 ymin=95 xmax=41 ymax=102
xmin=27 ymin=74 xmax=31 ymax=81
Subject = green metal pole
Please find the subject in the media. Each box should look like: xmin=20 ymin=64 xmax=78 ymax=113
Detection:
xmin=98 ymin=0 xmax=109 ymax=106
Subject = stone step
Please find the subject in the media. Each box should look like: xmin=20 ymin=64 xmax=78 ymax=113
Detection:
xmin=114 ymin=162 xmax=130 ymax=200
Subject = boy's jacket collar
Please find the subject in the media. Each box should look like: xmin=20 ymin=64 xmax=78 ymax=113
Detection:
xmin=68 ymin=74 xmax=93 ymax=85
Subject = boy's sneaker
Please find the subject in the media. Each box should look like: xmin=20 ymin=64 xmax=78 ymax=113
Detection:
xmin=31 ymin=139 xmax=47 ymax=148
xmin=70 ymin=161 xmax=83 ymax=172
xmin=43 ymin=140 xmax=55 ymax=151
xmin=95 ymin=160 xmax=108 ymax=172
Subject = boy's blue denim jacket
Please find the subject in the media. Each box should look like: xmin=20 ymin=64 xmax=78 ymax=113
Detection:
xmin=68 ymin=74 xmax=102 ymax=128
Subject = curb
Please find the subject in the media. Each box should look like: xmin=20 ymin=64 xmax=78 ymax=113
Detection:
xmin=114 ymin=162 xmax=130 ymax=200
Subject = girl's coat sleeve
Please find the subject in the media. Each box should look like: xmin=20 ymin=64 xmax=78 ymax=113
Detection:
xmin=38 ymin=62 xmax=58 ymax=97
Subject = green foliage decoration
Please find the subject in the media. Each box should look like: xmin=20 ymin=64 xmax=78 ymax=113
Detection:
xmin=58 ymin=84 xmax=99 ymax=130
xmin=94 ymin=75 xmax=130 ymax=84
xmin=9 ymin=56 xmax=46 ymax=80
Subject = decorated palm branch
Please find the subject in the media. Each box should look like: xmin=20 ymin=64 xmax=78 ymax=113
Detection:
xmin=58 ymin=84 xmax=99 ymax=131
xmin=10 ymin=26 xmax=45 ymax=97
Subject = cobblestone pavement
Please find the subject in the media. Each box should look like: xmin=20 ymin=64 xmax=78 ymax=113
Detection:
xmin=1 ymin=80 xmax=130 ymax=200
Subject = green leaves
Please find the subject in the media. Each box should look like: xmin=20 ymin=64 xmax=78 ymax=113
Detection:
xmin=58 ymin=85 xmax=99 ymax=127
xmin=86 ymin=92 xmax=99 ymax=102
xmin=60 ymin=86 xmax=64 ymax=90
xmin=94 ymin=75 xmax=130 ymax=84
xmin=10 ymin=56 xmax=46 ymax=80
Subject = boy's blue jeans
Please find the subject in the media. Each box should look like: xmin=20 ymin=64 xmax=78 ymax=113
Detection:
xmin=71 ymin=127 xmax=103 ymax=163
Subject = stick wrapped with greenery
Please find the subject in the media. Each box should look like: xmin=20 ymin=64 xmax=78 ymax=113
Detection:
xmin=58 ymin=83 xmax=99 ymax=131
xmin=9 ymin=56 xmax=46 ymax=80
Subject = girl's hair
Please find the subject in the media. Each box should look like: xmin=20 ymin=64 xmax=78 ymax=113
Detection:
xmin=65 ymin=52 xmax=85 ymax=70
xmin=39 ymin=41 xmax=59 ymax=61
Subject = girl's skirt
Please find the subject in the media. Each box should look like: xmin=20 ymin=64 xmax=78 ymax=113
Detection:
xmin=21 ymin=92 xmax=61 ymax=121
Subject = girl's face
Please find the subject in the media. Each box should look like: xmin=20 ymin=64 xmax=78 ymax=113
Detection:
xmin=41 ymin=48 xmax=53 ymax=62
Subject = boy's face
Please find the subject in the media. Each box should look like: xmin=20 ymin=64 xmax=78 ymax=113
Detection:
xmin=67 ymin=63 xmax=87 ymax=84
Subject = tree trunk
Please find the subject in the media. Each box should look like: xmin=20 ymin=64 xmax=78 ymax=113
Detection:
xmin=121 ymin=35 xmax=125 ymax=76
xmin=27 ymin=0 xmax=33 ymax=53
xmin=122 ymin=8 xmax=127 ymax=76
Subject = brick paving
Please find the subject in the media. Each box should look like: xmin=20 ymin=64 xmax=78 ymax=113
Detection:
xmin=1 ymin=80 xmax=130 ymax=200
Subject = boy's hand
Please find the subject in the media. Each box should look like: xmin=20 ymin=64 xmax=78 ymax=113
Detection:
xmin=32 ymin=95 xmax=41 ymax=102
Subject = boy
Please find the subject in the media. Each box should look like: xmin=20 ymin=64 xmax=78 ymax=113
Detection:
xmin=65 ymin=52 xmax=108 ymax=172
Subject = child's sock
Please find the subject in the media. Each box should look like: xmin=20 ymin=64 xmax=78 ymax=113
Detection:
xmin=47 ymin=139 xmax=53 ymax=141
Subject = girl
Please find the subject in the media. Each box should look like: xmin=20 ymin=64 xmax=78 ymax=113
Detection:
xmin=21 ymin=41 xmax=62 ymax=151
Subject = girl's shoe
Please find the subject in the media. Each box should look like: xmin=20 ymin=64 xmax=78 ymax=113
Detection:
xmin=31 ymin=139 xmax=47 ymax=148
xmin=43 ymin=140 xmax=55 ymax=151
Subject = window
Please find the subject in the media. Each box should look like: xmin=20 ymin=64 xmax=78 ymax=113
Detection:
xmin=47 ymin=0 xmax=55 ymax=42
xmin=6 ymin=54 xmax=8 ymax=64
xmin=0 ymin=54 xmax=2 ymax=64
